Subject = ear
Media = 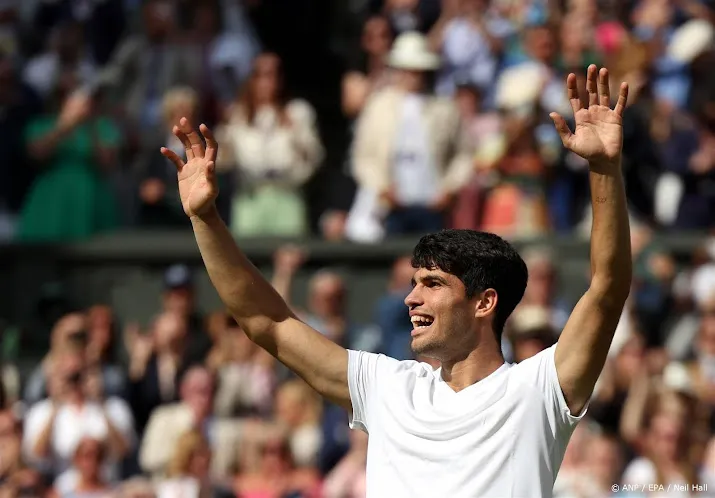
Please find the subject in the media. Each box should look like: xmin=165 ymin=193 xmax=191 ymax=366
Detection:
xmin=474 ymin=289 xmax=498 ymax=319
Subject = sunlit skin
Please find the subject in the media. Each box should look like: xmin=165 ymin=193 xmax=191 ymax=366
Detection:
xmin=405 ymin=268 xmax=503 ymax=389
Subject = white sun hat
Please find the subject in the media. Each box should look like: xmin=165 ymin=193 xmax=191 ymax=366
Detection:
xmin=667 ymin=19 xmax=715 ymax=64
xmin=495 ymin=62 xmax=547 ymax=110
xmin=387 ymin=31 xmax=441 ymax=71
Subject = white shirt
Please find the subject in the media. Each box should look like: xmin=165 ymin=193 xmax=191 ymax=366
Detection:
xmin=348 ymin=344 xmax=585 ymax=498
xmin=392 ymin=94 xmax=440 ymax=207
xmin=23 ymin=398 xmax=135 ymax=479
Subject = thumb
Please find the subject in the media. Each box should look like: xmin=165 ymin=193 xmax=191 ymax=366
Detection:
xmin=550 ymin=112 xmax=573 ymax=148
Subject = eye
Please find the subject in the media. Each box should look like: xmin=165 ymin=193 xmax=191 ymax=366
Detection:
xmin=425 ymin=280 xmax=440 ymax=288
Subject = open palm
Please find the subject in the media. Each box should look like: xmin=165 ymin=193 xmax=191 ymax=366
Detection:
xmin=160 ymin=118 xmax=219 ymax=218
xmin=550 ymin=65 xmax=629 ymax=166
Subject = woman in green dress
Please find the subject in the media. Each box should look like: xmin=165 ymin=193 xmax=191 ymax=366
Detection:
xmin=16 ymin=71 xmax=122 ymax=242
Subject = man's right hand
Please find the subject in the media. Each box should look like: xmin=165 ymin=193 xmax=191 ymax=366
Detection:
xmin=160 ymin=118 xmax=219 ymax=219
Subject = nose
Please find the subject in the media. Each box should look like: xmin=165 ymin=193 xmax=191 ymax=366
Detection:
xmin=404 ymin=287 xmax=422 ymax=309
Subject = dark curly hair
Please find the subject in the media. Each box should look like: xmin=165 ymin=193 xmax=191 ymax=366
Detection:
xmin=411 ymin=229 xmax=528 ymax=340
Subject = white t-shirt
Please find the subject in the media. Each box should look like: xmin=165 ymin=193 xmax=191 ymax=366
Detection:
xmin=348 ymin=344 xmax=585 ymax=498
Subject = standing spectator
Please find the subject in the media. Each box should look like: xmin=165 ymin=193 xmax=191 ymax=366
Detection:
xmin=126 ymin=311 xmax=189 ymax=435
xmin=215 ymin=52 xmax=324 ymax=237
xmin=207 ymin=316 xmax=275 ymax=418
xmin=139 ymin=367 xmax=242 ymax=482
xmin=134 ymin=87 xmax=198 ymax=228
xmin=97 ymin=0 xmax=201 ymax=141
xmin=22 ymin=21 xmax=96 ymax=101
xmin=430 ymin=0 xmax=512 ymax=98
xmin=16 ymin=76 xmax=121 ymax=242
xmin=0 ymin=52 xmax=42 ymax=241
xmin=349 ymin=31 xmax=473 ymax=237
xmin=23 ymin=346 xmax=135 ymax=485
xmin=342 ymin=15 xmax=394 ymax=119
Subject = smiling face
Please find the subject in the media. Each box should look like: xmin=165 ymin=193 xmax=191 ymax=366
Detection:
xmin=405 ymin=268 xmax=497 ymax=361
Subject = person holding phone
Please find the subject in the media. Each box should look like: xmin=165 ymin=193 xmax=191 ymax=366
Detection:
xmin=22 ymin=345 xmax=135 ymax=489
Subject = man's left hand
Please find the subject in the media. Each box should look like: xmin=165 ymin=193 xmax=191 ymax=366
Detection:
xmin=550 ymin=65 xmax=629 ymax=168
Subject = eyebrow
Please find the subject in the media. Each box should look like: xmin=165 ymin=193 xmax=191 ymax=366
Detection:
xmin=411 ymin=274 xmax=449 ymax=287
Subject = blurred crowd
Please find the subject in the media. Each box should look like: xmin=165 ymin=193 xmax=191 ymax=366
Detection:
xmin=1 ymin=0 xmax=715 ymax=243
xmin=1 ymin=228 xmax=715 ymax=497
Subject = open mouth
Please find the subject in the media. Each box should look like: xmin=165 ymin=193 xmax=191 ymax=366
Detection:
xmin=410 ymin=315 xmax=434 ymax=331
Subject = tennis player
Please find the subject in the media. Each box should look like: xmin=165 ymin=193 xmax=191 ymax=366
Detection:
xmin=161 ymin=64 xmax=631 ymax=497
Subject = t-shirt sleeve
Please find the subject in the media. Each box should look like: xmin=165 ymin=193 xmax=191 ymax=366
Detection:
xmin=513 ymin=344 xmax=588 ymax=431
xmin=347 ymin=349 xmax=395 ymax=433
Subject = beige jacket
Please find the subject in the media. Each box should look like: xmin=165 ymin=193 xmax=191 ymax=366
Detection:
xmin=139 ymin=403 xmax=243 ymax=480
xmin=351 ymin=88 xmax=473 ymax=197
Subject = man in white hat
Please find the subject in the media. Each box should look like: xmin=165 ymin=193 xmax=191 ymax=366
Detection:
xmin=349 ymin=30 xmax=473 ymax=236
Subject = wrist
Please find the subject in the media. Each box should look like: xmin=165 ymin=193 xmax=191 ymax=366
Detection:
xmin=190 ymin=205 xmax=221 ymax=225
xmin=588 ymin=157 xmax=621 ymax=173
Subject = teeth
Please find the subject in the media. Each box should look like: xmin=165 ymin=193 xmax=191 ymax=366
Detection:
xmin=410 ymin=316 xmax=434 ymax=327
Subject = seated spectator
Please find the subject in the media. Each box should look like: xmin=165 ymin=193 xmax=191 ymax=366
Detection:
xmin=157 ymin=430 xmax=233 ymax=498
xmin=51 ymin=438 xmax=112 ymax=498
xmin=139 ymin=367 xmax=241 ymax=481
xmin=16 ymin=73 xmax=121 ymax=242
xmin=134 ymin=87 xmax=197 ymax=228
xmin=374 ymin=255 xmax=415 ymax=360
xmin=214 ymin=52 xmax=324 ymax=237
xmin=322 ymin=430 xmax=367 ymax=498
xmin=234 ymin=434 xmax=321 ymax=498
xmin=348 ymin=31 xmax=472 ymax=239
xmin=207 ymin=316 xmax=275 ymax=418
xmin=274 ymin=380 xmax=323 ymax=469
xmin=23 ymin=345 xmax=135 ymax=484
xmin=504 ymin=305 xmax=556 ymax=363
xmin=114 ymin=478 xmax=156 ymax=498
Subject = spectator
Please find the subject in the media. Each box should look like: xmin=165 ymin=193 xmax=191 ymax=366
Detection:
xmin=97 ymin=0 xmax=200 ymax=139
xmin=85 ymin=305 xmax=126 ymax=400
xmin=342 ymin=15 xmax=394 ymax=119
xmin=207 ymin=316 xmax=276 ymax=418
xmin=16 ymin=75 xmax=121 ymax=242
xmin=349 ymin=31 xmax=472 ymax=238
xmin=274 ymin=379 xmax=323 ymax=469
xmin=234 ymin=433 xmax=321 ymax=498
xmin=321 ymin=430 xmax=367 ymax=498
xmin=134 ymin=87 xmax=197 ymax=228
xmin=505 ymin=305 xmax=557 ymax=364
xmin=157 ymin=429 xmax=232 ymax=498
xmin=0 ymin=410 xmax=21 ymax=485
xmin=0 ymin=52 xmax=42 ymax=241
xmin=374 ymin=255 xmax=414 ymax=360
xmin=430 ymin=0 xmax=511 ymax=98
xmin=126 ymin=311 xmax=190 ymax=435
xmin=22 ymin=20 xmax=96 ymax=101
xmin=51 ymin=438 xmax=112 ymax=498
xmin=139 ymin=366 xmax=241 ymax=481
xmin=23 ymin=345 xmax=135 ymax=485
xmin=214 ymin=52 xmax=324 ymax=237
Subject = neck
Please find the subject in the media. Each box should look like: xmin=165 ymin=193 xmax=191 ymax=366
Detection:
xmin=439 ymin=344 xmax=504 ymax=392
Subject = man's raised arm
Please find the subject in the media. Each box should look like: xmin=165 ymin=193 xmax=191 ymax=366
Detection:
xmin=549 ymin=65 xmax=633 ymax=415
xmin=160 ymin=119 xmax=349 ymax=410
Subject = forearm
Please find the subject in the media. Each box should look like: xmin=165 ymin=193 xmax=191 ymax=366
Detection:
xmin=190 ymin=207 xmax=294 ymax=338
xmin=587 ymin=159 xmax=632 ymax=301
xmin=28 ymin=127 xmax=71 ymax=162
